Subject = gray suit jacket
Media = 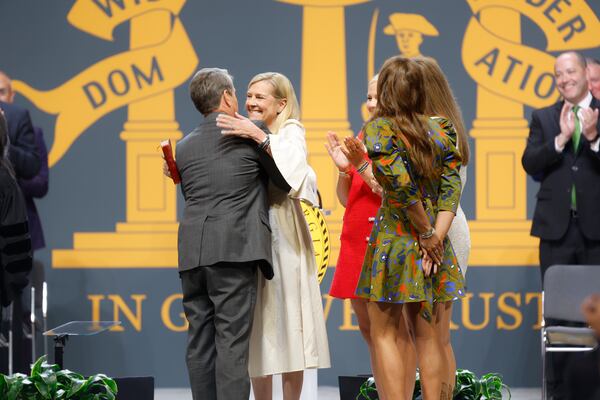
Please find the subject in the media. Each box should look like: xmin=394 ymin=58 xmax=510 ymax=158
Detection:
xmin=176 ymin=113 xmax=289 ymax=279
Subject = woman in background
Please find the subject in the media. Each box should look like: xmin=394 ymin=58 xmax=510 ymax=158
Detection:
xmin=356 ymin=56 xmax=465 ymax=399
xmin=414 ymin=56 xmax=471 ymax=395
xmin=325 ymin=74 xmax=383 ymax=386
xmin=325 ymin=75 xmax=418 ymax=399
xmin=217 ymin=72 xmax=330 ymax=400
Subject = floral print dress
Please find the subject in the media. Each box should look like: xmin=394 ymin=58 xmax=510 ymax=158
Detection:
xmin=354 ymin=116 xmax=466 ymax=321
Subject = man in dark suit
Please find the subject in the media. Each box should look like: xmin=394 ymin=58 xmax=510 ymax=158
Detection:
xmin=176 ymin=68 xmax=289 ymax=400
xmin=0 ymin=71 xmax=49 ymax=362
xmin=0 ymin=97 xmax=39 ymax=180
xmin=0 ymin=71 xmax=42 ymax=373
xmin=0 ymin=72 xmax=47 ymax=256
xmin=522 ymin=51 xmax=600 ymax=399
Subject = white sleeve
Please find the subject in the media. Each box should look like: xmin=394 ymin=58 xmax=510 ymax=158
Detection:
xmin=270 ymin=120 xmax=319 ymax=205
xmin=591 ymin=137 xmax=600 ymax=152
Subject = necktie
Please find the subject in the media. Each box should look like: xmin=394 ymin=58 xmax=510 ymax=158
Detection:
xmin=571 ymin=105 xmax=581 ymax=210
xmin=572 ymin=105 xmax=581 ymax=151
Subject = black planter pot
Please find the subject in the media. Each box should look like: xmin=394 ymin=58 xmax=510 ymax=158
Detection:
xmin=338 ymin=375 xmax=379 ymax=400
xmin=114 ymin=376 xmax=154 ymax=400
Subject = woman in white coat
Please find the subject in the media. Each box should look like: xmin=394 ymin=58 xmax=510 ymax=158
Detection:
xmin=217 ymin=72 xmax=330 ymax=400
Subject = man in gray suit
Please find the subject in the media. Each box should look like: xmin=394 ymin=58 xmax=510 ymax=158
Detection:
xmin=176 ymin=68 xmax=290 ymax=400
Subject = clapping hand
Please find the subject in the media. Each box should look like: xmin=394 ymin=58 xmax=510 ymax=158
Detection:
xmin=580 ymin=107 xmax=600 ymax=142
xmin=325 ymin=131 xmax=351 ymax=172
xmin=557 ymin=102 xmax=576 ymax=148
xmin=342 ymin=136 xmax=367 ymax=168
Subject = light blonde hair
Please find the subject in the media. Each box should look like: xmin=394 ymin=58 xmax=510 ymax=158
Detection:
xmin=248 ymin=72 xmax=300 ymax=133
xmin=369 ymin=74 xmax=379 ymax=86
xmin=413 ymin=56 xmax=470 ymax=165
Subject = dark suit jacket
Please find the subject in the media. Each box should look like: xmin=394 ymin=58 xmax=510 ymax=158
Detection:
xmin=0 ymin=166 xmax=33 ymax=307
xmin=18 ymin=126 xmax=48 ymax=251
xmin=0 ymin=101 xmax=40 ymax=180
xmin=522 ymin=97 xmax=600 ymax=241
xmin=175 ymin=112 xmax=290 ymax=279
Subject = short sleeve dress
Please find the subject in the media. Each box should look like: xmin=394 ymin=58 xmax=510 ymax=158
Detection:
xmin=354 ymin=117 xmax=466 ymax=321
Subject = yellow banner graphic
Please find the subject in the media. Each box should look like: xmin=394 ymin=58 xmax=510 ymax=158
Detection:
xmin=463 ymin=0 xmax=600 ymax=108
xmin=463 ymin=18 xmax=559 ymax=108
xmin=12 ymin=1 xmax=198 ymax=167
xmin=68 ymin=0 xmax=185 ymax=41
xmin=468 ymin=0 xmax=600 ymax=51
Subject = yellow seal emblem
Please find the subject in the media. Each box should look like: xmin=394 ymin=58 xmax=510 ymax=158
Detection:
xmin=301 ymin=201 xmax=331 ymax=284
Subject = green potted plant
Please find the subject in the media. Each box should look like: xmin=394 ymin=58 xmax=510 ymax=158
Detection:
xmin=356 ymin=369 xmax=511 ymax=400
xmin=0 ymin=355 xmax=118 ymax=400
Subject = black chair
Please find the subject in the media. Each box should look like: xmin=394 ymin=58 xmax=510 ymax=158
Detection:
xmin=541 ymin=264 xmax=600 ymax=399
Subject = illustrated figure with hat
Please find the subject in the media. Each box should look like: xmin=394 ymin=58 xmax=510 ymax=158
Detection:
xmin=384 ymin=13 xmax=439 ymax=58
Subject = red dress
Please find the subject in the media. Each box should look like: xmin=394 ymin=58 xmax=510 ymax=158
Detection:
xmin=329 ymin=155 xmax=381 ymax=299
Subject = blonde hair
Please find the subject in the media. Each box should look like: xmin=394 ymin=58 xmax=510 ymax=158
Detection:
xmin=369 ymin=74 xmax=379 ymax=86
xmin=413 ymin=56 xmax=470 ymax=165
xmin=248 ymin=72 xmax=300 ymax=133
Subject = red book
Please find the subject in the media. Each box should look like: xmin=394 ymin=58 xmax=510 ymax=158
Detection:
xmin=160 ymin=139 xmax=181 ymax=184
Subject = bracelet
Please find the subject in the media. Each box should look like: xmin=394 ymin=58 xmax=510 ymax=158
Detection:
xmin=258 ymin=135 xmax=270 ymax=151
xmin=419 ymin=227 xmax=435 ymax=240
xmin=356 ymin=161 xmax=369 ymax=174
xmin=338 ymin=170 xmax=351 ymax=178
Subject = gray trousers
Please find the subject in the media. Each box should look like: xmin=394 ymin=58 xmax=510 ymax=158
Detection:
xmin=180 ymin=262 xmax=258 ymax=400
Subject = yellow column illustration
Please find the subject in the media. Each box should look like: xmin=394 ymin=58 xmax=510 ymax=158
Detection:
xmin=53 ymin=11 xmax=182 ymax=268
xmin=468 ymin=8 xmax=537 ymax=266
xmin=277 ymin=0 xmax=370 ymax=264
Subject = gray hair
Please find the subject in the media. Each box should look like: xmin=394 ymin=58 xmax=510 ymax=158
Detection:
xmin=189 ymin=68 xmax=234 ymax=116
xmin=586 ymin=57 xmax=600 ymax=67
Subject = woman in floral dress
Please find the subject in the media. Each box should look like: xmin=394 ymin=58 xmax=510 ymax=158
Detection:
xmin=414 ymin=56 xmax=472 ymax=396
xmin=355 ymin=56 xmax=466 ymax=400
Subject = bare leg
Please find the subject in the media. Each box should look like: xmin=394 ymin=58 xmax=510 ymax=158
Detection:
xmin=351 ymin=299 xmax=385 ymax=400
xmin=252 ymin=375 xmax=273 ymax=400
xmin=398 ymin=309 xmax=418 ymax=399
xmin=435 ymin=302 xmax=455 ymax=395
xmin=367 ymin=301 xmax=407 ymax=400
xmin=405 ymin=303 xmax=448 ymax=400
xmin=351 ymin=299 xmax=373 ymax=349
xmin=282 ymin=371 xmax=304 ymax=400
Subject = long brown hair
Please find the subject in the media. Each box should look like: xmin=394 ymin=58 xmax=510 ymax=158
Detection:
xmin=373 ymin=56 xmax=438 ymax=179
xmin=413 ymin=56 xmax=470 ymax=165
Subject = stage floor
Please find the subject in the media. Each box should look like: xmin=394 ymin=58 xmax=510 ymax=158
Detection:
xmin=155 ymin=387 xmax=540 ymax=399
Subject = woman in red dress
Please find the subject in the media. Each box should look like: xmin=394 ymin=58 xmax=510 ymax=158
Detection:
xmin=326 ymin=76 xmax=418 ymax=395
xmin=327 ymin=76 xmax=381 ymax=304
